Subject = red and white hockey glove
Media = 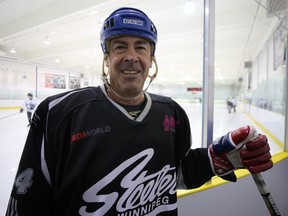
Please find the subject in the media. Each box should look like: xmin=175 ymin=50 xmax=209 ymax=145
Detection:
xmin=208 ymin=125 xmax=273 ymax=176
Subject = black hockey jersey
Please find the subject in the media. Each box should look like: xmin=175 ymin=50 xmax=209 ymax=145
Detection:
xmin=6 ymin=85 xmax=214 ymax=216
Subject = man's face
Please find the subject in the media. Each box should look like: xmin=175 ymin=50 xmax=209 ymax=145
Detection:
xmin=106 ymin=36 xmax=153 ymax=98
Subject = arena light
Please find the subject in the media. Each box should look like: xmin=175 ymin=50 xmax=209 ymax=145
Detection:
xmin=10 ymin=47 xmax=16 ymax=53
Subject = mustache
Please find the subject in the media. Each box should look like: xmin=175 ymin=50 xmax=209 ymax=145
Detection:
xmin=118 ymin=61 xmax=143 ymax=72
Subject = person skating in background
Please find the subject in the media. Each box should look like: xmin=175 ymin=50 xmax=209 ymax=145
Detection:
xmin=20 ymin=93 xmax=38 ymax=127
xmin=226 ymin=97 xmax=233 ymax=113
xmin=231 ymin=96 xmax=237 ymax=113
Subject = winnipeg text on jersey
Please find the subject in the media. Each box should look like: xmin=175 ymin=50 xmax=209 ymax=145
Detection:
xmin=79 ymin=148 xmax=177 ymax=215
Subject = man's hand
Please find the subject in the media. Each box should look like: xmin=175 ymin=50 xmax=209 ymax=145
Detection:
xmin=208 ymin=125 xmax=273 ymax=176
xmin=20 ymin=108 xmax=24 ymax=113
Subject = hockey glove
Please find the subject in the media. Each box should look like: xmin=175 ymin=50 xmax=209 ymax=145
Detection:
xmin=208 ymin=125 xmax=273 ymax=176
xmin=20 ymin=108 xmax=24 ymax=113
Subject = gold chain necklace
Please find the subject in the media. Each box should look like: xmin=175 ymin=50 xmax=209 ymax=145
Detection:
xmin=128 ymin=110 xmax=142 ymax=117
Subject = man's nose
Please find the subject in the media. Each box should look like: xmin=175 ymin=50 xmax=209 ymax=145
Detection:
xmin=123 ymin=47 xmax=139 ymax=62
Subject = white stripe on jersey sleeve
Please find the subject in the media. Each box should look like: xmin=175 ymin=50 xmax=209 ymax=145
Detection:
xmin=6 ymin=197 xmax=19 ymax=216
xmin=41 ymin=88 xmax=89 ymax=185
xmin=41 ymin=135 xmax=51 ymax=186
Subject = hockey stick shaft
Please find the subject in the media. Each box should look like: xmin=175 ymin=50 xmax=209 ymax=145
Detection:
xmin=239 ymin=126 xmax=281 ymax=215
xmin=0 ymin=112 xmax=20 ymax=120
xmin=251 ymin=173 xmax=281 ymax=216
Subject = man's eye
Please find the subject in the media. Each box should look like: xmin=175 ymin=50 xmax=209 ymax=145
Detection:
xmin=114 ymin=45 xmax=126 ymax=50
xmin=136 ymin=46 xmax=147 ymax=51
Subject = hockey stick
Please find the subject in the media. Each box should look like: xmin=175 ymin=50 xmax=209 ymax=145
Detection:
xmin=232 ymin=126 xmax=281 ymax=216
xmin=0 ymin=112 xmax=20 ymax=120
xmin=251 ymin=173 xmax=281 ymax=216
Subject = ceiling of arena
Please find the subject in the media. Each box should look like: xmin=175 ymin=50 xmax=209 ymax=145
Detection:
xmin=0 ymin=0 xmax=284 ymax=86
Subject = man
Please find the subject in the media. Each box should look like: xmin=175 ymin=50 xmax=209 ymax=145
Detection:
xmin=231 ymin=96 xmax=237 ymax=113
xmin=226 ymin=97 xmax=232 ymax=113
xmin=6 ymin=7 xmax=272 ymax=216
xmin=20 ymin=92 xmax=38 ymax=127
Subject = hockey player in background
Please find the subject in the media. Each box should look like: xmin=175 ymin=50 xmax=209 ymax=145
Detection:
xmin=20 ymin=92 xmax=38 ymax=127
xmin=7 ymin=7 xmax=273 ymax=216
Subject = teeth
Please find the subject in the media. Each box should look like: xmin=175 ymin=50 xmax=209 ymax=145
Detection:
xmin=123 ymin=70 xmax=138 ymax=74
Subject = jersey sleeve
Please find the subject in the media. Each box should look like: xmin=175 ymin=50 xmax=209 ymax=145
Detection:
xmin=173 ymin=103 xmax=215 ymax=189
xmin=175 ymin=104 xmax=237 ymax=189
xmin=179 ymin=148 xmax=214 ymax=189
xmin=6 ymin=99 xmax=54 ymax=216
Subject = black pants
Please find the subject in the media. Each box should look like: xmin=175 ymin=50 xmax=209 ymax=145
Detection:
xmin=27 ymin=112 xmax=32 ymax=124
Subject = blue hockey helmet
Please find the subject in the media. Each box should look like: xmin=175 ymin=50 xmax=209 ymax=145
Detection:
xmin=100 ymin=7 xmax=158 ymax=55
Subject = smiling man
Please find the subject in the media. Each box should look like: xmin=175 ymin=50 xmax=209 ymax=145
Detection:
xmin=105 ymin=36 xmax=152 ymax=104
xmin=6 ymin=7 xmax=273 ymax=216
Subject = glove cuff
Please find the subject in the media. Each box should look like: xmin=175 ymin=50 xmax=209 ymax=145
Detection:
xmin=212 ymin=132 xmax=236 ymax=155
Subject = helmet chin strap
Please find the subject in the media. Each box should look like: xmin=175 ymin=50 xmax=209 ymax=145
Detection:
xmin=145 ymin=57 xmax=158 ymax=91
xmin=101 ymin=56 xmax=158 ymax=101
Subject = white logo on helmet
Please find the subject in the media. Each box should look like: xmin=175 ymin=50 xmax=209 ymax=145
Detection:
xmin=123 ymin=18 xmax=144 ymax=26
